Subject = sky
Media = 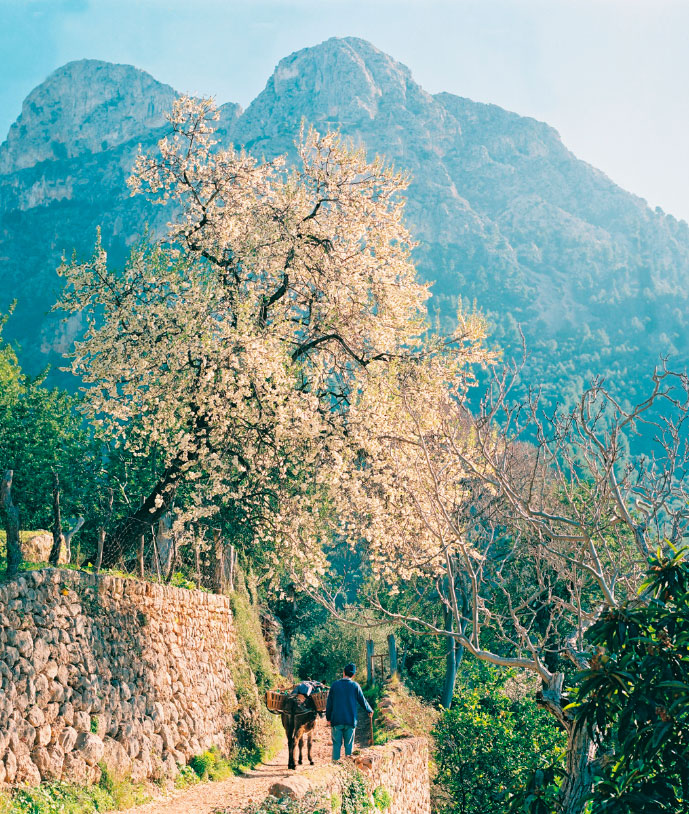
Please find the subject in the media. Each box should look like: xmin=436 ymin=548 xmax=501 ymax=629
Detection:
xmin=1 ymin=0 xmax=689 ymax=220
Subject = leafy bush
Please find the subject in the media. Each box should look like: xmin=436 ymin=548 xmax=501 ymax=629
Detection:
xmin=174 ymin=763 xmax=200 ymax=789
xmin=432 ymin=661 xmax=566 ymax=814
xmin=238 ymin=792 xmax=330 ymax=813
xmin=0 ymin=771 xmax=148 ymax=814
xmin=372 ymin=786 xmax=392 ymax=811
xmin=574 ymin=545 xmax=689 ymax=813
xmin=295 ymin=618 xmax=386 ymax=685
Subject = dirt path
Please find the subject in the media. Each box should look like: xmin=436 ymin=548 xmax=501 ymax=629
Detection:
xmin=126 ymin=715 xmax=372 ymax=814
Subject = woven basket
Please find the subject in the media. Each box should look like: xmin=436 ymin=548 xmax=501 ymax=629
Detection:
xmin=312 ymin=690 xmax=328 ymax=712
xmin=265 ymin=690 xmax=286 ymax=712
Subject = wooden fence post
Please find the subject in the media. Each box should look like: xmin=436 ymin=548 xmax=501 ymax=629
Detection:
xmin=388 ymin=633 xmax=398 ymax=678
xmin=366 ymin=639 xmax=375 ymax=685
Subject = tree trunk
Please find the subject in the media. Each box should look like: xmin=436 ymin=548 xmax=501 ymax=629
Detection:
xmin=156 ymin=512 xmax=176 ymax=581
xmin=102 ymin=461 xmax=180 ymax=567
xmin=366 ymin=639 xmax=375 ymax=685
xmin=211 ymin=528 xmax=226 ymax=593
xmin=137 ymin=496 xmax=145 ymax=578
xmin=559 ymin=722 xmax=597 ymax=814
xmin=95 ymin=528 xmax=105 ymax=572
xmin=538 ymin=671 xmax=597 ymax=814
xmin=441 ymin=606 xmax=460 ymax=709
xmin=193 ymin=527 xmax=201 ymax=585
xmin=48 ymin=471 xmax=63 ymax=567
xmin=62 ymin=517 xmax=84 ymax=565
xmin=1 ymin=470 xmax=21 ymax=578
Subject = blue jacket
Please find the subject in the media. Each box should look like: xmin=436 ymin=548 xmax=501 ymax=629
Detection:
xmin=326 ymin=677 xmax=373 ymax=727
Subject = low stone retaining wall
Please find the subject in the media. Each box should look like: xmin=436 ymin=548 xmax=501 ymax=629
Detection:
xmin=0 ymin=568 xmax=241 ymax=787
xmin=270 ymin=736 xmax=431 ymax=814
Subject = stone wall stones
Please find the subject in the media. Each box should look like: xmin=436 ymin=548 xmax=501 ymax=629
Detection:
xmin=0 ymin=568 xmax=241 ymax=786
xmin=270 ymin=736 xmax=431 ymax=814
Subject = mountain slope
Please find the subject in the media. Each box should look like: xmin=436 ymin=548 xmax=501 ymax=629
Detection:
xmin=1 ymin=38 xmax=687 ymax=400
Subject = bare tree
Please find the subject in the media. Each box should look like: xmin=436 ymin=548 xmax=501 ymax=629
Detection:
xmin=328 ymin=364 xmax=689 ymax=814
xmin=1 ymin=470 xmax=21 ymax=578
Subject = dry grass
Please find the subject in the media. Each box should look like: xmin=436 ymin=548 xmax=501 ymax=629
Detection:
xmin=374 ymin=674 xmax=438 ymax=743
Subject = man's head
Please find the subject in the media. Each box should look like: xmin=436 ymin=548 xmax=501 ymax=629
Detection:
xmin=343 ymin=662 xmax=356 ymax=678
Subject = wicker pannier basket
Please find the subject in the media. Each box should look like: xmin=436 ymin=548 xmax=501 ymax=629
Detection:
xmin=312 ymin=690 xmax=328 ymax=712
xmin=265 ymin=690 xmax=286 ymax=712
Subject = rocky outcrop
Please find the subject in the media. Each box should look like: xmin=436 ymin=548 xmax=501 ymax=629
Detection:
xmin=0 ymin=569 xmax=242 ymax=786
xmin=0 ymin=60 xmax=176 ymax=174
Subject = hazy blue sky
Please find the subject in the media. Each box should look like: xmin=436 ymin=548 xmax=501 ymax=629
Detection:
xmin=2 ymin=0 xmax=689 ymax=220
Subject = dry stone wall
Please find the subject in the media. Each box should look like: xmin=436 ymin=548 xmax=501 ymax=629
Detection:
xmin=271 ymin=737 xmax=431 ymax=814
xmin=0 ymin=568 xmax=242 ymax=787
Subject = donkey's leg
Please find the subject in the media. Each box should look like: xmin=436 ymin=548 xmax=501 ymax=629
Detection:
xmin=288 ymin=735 xmax=296 ymax=770
xmin=308 ymin=729 xmax=314 ymax=765
xmin=298 ymin=733 xmax=304 ymax=764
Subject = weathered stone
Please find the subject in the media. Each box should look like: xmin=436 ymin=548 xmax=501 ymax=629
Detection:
xmin=3 ymin=749 xmax=17 ymax=783
xmin=58 ymin=726 xmax=78 ymax=752
xmin=62 ymin=752 xmax=89 ymax=784
xmin=269 ymin=777 xmax=313 ymax=799
xmin=16 ymin=719 xmax=36 ymax=748
xmin=26 ymin=705 xmax=45 ymax=727
xmin=31 ymin=744 xmax=64 ymax=780
xmin=74 ymin=711 xmax=91 ymax=732
xmin=75 ymin=732 xmax=104 ymax=766
xmin=36 ymin=723 xmax=52 ymax=747
xmin=32 ymin=639 xmax=51 ymax=673
xmin=101 ymin=737 xmax=132 ymax=780
xmin=15 ymin=753 xmax=41 ymax=786
xmin=11 ymin=630 xmax=33 ymax=659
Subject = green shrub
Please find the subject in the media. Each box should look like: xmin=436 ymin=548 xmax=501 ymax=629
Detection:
xmin=295 ymin=618 xmax=382 ymax=685
xmin=98 ymin=765 xmax=149 ymax=809
xmin=372 ymin=786 xmax=392 ymax=811
xmin=433 ymin=661 xmax=566 ymax=814
xmin=237 ymin=792 xmax=330 ymax=813
xmin=0 ymin=775 xmax=148 ymax=814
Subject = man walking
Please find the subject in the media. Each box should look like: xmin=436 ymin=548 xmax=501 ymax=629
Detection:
xmin=325 ymin=662 xmax=373 ymax=760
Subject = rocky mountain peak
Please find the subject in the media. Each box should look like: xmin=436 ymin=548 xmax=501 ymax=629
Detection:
xmin=269 ymin=37 xmax=413 ymax=119
xmin=232 ymin=36 xmax=460 ymax=160
xmin=0 ymin=60 xmax=177 ymax=174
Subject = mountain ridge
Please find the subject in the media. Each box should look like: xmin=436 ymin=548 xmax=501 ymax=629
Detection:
xmin=1 ymin=37 xmax=687 ymax=401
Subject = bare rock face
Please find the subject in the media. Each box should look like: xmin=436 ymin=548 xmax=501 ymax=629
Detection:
xmin=75 ymin=732 xmax=105 ymax=767
xmin=0 ymin=60 xmax=177 ymax=174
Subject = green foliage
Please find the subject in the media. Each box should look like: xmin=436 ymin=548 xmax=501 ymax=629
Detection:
xmin=574 ymin=546 xmax=689 ymax=813
xmin=339 ymin=766 xmax=375 ymax=814
xmin=238 ymin=792 xmax=330 ymax=813
xmin=173 ymin=764 xmax=200 ymax=789
xmin=295 ymin=617 xmax=389 ymax=685
xmin=226 ymin=589 xmax=282 ymax=763
xmin=0 ymin=770 xmax=148 ymax=814
xmin=432 ymin=661 xmax=566 ymax=814
xmin=0 ymin=312 xmax=103 ymax=566
xmin=230 ymin=590 xmax=276 ymax=694
xmin=372 ymin=786 xmax=392 ymax=811
xmin=188 ymin=746 xmax=234 ymax=781
xmin=97 ymin=765 xmax=149 ymax=809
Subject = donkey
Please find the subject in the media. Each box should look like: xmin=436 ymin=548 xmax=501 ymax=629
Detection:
xmin=280 ymin=693 xmax=318 ymax=770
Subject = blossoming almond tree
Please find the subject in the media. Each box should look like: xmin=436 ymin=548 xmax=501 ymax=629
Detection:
xmin=328 ymin=362 xmax=689 ymax=814
xmin=57 ymin=97 xmax=489 ymax=574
